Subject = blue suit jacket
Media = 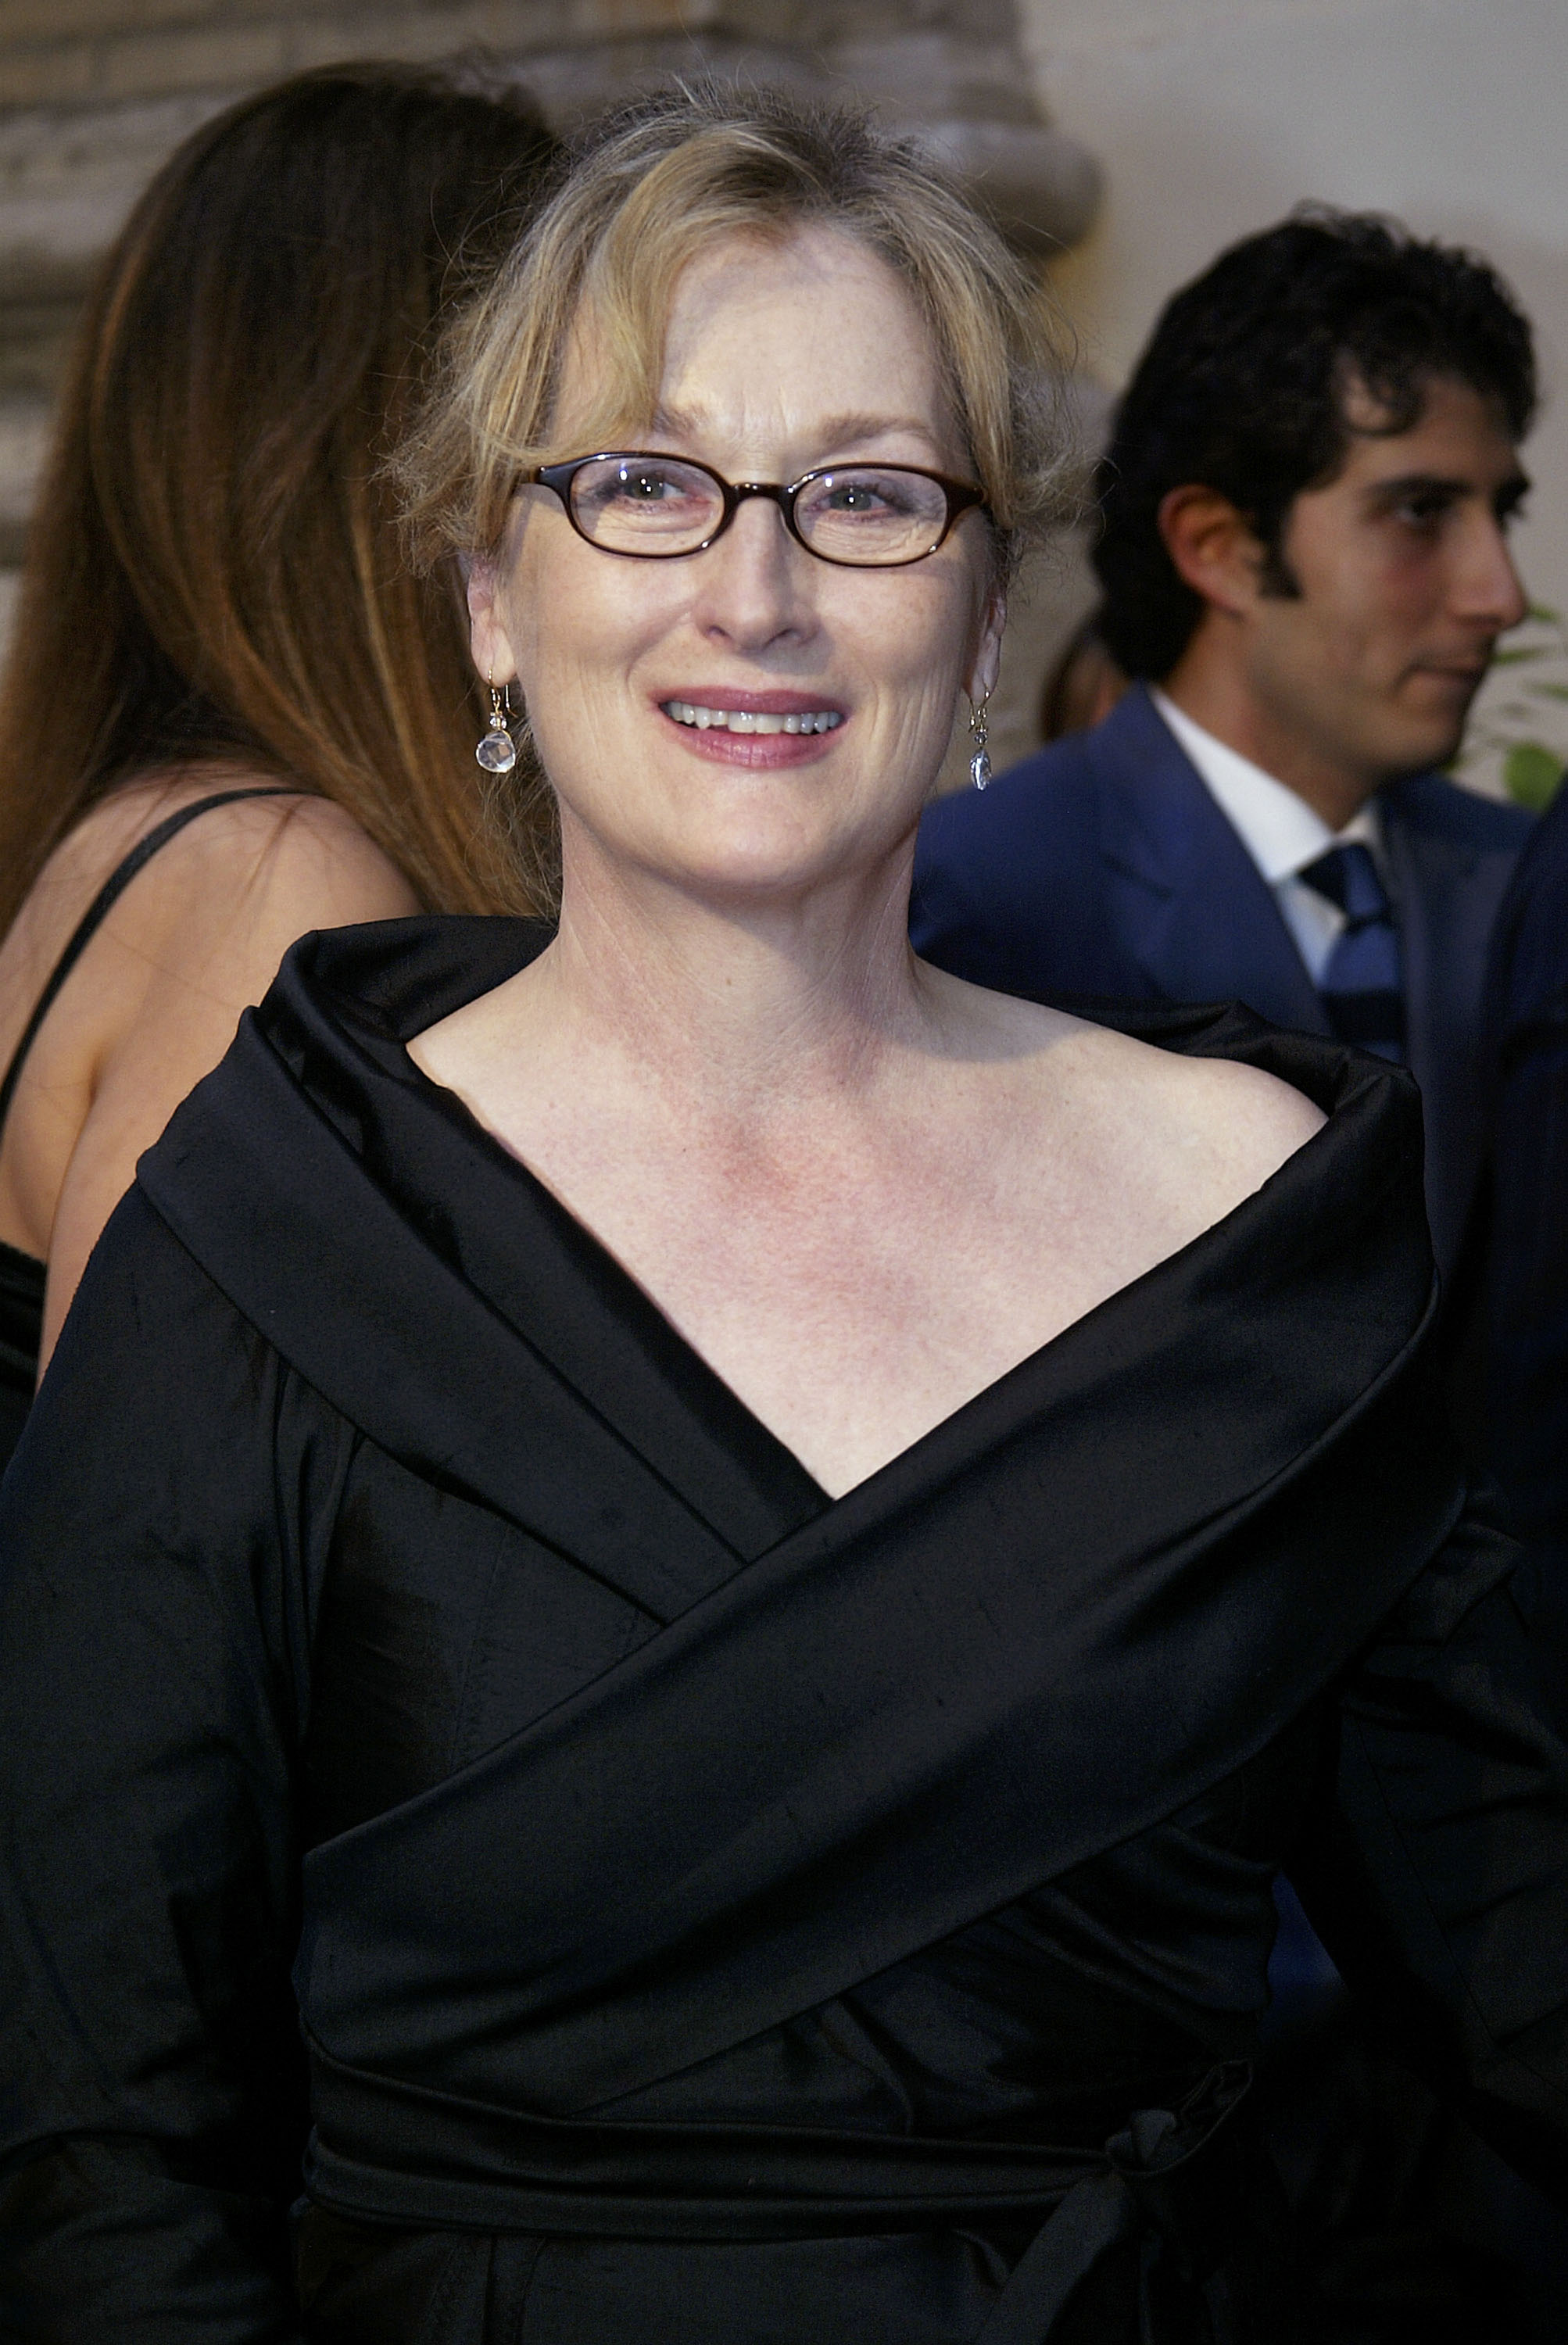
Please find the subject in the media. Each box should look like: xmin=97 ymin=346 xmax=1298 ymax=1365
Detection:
xmin=911 ymin=683 xmax=1534 ymax=1275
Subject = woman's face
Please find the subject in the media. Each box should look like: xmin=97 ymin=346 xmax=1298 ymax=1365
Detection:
xmin=471 ymin=224 xmax=1004 ymax=908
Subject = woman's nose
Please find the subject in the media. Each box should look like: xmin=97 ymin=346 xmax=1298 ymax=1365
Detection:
xmin=690 ymin=495 xmax=815 ymax=651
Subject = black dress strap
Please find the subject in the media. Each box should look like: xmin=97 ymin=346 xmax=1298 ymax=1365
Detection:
xmin=0 ymin=786 xmax=297 ymax=1141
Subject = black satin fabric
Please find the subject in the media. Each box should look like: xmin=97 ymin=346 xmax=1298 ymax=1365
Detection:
xmin=0 ymin=1235 xmax=41 ymax=1471
xmin=2 ymin=915 xmax=1566 ymax=2345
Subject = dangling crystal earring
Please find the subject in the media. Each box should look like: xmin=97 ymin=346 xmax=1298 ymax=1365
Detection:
xmin=968 ymin=691 xmax=993 ymax=791
xmin=476 ymin=677 xmax=517 ymax=775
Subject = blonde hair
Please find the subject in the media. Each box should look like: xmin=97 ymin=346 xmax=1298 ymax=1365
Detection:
xmin=399 ymin=81 xmax=1068 ymax=585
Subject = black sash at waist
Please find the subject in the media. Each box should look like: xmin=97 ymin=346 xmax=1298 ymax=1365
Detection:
xmin=303 ymin=2042 xmax=1253 ymax=2340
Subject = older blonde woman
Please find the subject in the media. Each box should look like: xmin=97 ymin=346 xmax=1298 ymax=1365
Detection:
xmin=2 ymin=86 xmax=1565 ymax=2345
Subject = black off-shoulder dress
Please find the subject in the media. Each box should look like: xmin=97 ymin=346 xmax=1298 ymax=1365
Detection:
xmin=1 ymin=916 xmax=1565 ymax=2343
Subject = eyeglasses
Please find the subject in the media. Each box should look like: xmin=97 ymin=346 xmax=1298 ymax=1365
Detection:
xmin=528 ymin=452 xmax=988 ymax=569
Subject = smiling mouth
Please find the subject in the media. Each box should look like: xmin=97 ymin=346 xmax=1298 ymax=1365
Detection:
xmin=661 ymin=700 xmax=844 ymax=736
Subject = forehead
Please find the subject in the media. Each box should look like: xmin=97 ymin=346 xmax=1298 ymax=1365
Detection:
xmin=1334 ymin=371 xmax=1521 ymax=486
xmin=557 ymin=223 xmax=952 ymax=457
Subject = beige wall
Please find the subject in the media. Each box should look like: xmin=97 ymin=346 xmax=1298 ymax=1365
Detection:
xmin=1022 ymin=0 xmax=1568 ymax=790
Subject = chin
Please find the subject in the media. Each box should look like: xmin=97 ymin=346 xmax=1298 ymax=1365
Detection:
xmin=1369 ymin=711 xmax=1468 ymax=780
xmin=648 ymin=817 xmax=840 ymax=899
xmin=710 ymin=849 xmax=855 ymax=903
xmin=1393 ymin=686 xmax=1481 ymax=770
xmin=1410 ymin=724 xmax=1469 ymax=776
xmin=659 ymin=779 xmax=911 ymax=884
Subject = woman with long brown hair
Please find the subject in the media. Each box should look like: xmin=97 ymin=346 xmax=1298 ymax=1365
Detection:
xmin=0 ymin=59 xmax=557 ymax=1454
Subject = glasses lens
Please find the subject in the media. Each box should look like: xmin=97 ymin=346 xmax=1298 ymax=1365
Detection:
xmin=567 ymin=456 xmax=725 ymax=554
xmin=793 ymin=468 xmax=952 ymax=565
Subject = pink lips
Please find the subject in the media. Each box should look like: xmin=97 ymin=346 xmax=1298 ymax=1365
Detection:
xmin=656 ymin=687 xmax=848 ymax=769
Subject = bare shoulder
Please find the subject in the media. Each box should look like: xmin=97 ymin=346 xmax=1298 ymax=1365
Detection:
xmin=1132 ymin=1028 xmax=1324 ymax=1153
xmin=135 ymin=779 xmax=417 ymax=925
xmin=3 ymin=766 xmax=417 ymax=1070
xmin=0 ymin=771 xmax=421 ymax=1280
xmin=1058 ymin=1011 xmax=1326 ymax=1208
xmin=925 ymin=966 xmax=1325 ymax=1229
xmin=34 ymin=768 xmax=416 ymax=940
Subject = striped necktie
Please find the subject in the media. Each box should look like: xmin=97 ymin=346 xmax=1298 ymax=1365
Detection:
xmin=1297 ymin=842 xmax=1405 ymax=1061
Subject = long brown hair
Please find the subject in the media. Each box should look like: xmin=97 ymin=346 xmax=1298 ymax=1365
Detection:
xmin=0 ymin=61 xmax=558 ymax=936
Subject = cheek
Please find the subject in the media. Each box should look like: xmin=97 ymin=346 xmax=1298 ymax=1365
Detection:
xmin=843 ymin=570 xmax=977 ymax=706
xmin=1336 ymin=567 xmax=1441 ymax=689
xmin=507 ymin=553 xmax=675 ymax=707
xmin=1271 ymin=564 xmax=1405 ymax=690
xmin=1305 ymin=528 xmax=1436 ymax=639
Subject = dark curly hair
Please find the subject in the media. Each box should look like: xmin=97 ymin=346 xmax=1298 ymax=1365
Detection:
xmin=1093 ymin=209 xmax=1537 ymax=680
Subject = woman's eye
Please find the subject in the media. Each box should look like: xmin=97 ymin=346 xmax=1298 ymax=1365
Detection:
xmin=821 ymin=477 xmax=914 ymax=516
xmin=579 ymin=465 xmax=702 ymax=509
xmin=567 ymin=458 xmax=721 ymax=543
xmin=609 ymin=471 xmax=677 ymax=503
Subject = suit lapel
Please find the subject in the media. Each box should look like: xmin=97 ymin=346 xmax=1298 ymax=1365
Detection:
xmin=1089 ymin=689 xmax=1330 ymax=1035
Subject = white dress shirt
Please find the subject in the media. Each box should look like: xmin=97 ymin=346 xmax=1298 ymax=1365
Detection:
xmin=1151 ymin=689 xmax=1384 ymax=987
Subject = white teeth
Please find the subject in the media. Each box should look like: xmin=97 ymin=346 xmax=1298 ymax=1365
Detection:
xmin=663 ymin=701 xmax=843 ymax=736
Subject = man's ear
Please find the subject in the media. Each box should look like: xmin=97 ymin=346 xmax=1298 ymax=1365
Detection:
xmin=465 ymin=554 xmax=518 ymax=686
xmin=1157 ymin=485 xmax=1271 ymax=619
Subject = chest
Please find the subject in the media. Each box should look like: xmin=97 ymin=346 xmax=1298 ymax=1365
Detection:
xmin=505 ymin=1112 xmax=1186 ymax=1496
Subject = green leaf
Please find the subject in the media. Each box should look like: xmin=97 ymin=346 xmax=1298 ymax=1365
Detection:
xmin=1503 ymin=742 xmax=1566 ymax=811
xmin=1532 ymin=682 xmax=1568 ymax=701
xmin=1490 ymin=646 xmax=1547 ymax=665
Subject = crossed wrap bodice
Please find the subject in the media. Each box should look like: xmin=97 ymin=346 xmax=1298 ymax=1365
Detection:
xmin=2 ymin=915 xmax=1565 ymax=2344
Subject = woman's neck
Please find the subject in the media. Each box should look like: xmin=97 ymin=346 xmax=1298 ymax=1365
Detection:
xmin=532 ymin=841 xmax=936 ymax=1119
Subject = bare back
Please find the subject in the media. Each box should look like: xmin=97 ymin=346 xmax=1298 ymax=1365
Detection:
xmin=0 ymin=769 xmax=418 ymax=1366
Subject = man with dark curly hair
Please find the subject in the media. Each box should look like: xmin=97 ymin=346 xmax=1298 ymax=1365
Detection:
xmin=912 ymin=206 xmax=1566 ymax=2340
xmin=912 ymin=209 xmax=1537 ymax=1287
